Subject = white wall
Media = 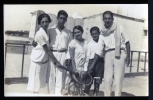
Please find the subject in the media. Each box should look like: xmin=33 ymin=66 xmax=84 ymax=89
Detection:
xmin=29 ymin=10 xmax=148 ymax=60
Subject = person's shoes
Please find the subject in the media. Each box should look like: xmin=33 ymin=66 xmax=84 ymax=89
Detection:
xmin=83 ymin=92 xmax=89 ymax=97
xmin=83 ymin=90 xmax=89 ymax=97
xmin=93 ymin=92 xmax=99 ymax=96
xmin=33 ymin=91 xmax=39 ymax=96
xmin=33 ymin=91 xmax=39 ymax=94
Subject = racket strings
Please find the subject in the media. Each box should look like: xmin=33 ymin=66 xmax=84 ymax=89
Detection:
xmin=61 ymin=68 xmax=93 ymax=96
xmin=73 ymin=71 xmax=93 ymax=86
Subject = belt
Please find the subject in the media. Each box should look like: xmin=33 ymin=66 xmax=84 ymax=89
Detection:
xmin=51 ymin=49 xmax=67 ymax=52
xmin=41 ymin=60 xmax=48 ymax=64
xmin=106 ymin=48 xmax=125 ymax=52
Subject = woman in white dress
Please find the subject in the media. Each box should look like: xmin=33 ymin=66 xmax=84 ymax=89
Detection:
xmin=67 ymin=26 xmax=88 ymax=95
xmin=69 ymin=25 xmax=87 ymax=76
xmin=27 ymin=13 xmax=64 ymax=94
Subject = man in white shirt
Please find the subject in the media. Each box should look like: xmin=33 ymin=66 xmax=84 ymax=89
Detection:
xmin=84 ymin=27 xmax=104 ymax=96
xmin=46 ymin=10 xmax=73 ymax=96
xmin=88 ymin=11 xmax=130 ymax=96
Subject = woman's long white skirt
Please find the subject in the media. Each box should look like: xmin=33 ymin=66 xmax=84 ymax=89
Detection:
xmin=27 ymin=61 xmax=48 ymax=92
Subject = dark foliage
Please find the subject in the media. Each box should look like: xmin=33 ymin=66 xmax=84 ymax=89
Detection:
xmin=5 ymin=30 xmax=29 ymax=37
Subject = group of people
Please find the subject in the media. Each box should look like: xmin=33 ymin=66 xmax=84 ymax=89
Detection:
xmin=27 ymin=10 xmax=130 ymax=96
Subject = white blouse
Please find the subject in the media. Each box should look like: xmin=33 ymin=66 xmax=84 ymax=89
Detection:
xmin=69 ymin=39 xmax=87 ymax=72
xmin=30 ymin=27 xmax=49 ymax=63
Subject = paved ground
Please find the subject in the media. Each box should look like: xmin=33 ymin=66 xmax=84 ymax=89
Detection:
xmin=4 ymin=53 xmax=148 ymax=96
xmin=4 ymin=76 xmax=148 ymax=97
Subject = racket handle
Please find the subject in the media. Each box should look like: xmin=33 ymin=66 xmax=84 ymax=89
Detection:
xmin=72 ymin=71 xmax=79 ymax=77
xmin=59 ymin=66 xmax=69 ymax=71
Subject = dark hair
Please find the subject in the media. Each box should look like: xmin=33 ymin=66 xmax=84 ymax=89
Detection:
xmin=57 ymin=10 xmax=68 ymax=18
xmin=38 ymin=13 xmax=52 ymax=25
xmin=90 ymin=26 xmax=100 ymax=34
xmin=73 ymin=25 xmax=84 ymax=33
xmin=103 ymin=11 xmax=114 ymax=18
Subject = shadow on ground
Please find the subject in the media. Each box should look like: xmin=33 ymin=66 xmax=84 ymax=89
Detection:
xmin=62 ymin=89 xmax=135 ymax=97
xmin=4 ymin=77 xmax=135 ymax=97
xmin=88 ymin=90 xmax=135 ymax=97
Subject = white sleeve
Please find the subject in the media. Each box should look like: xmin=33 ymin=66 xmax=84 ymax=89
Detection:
xmin=121 ymin=26 xmax=129 ymax=43
xmin=95 ymin=35 xmax=105 ymax=57
xmin=35 ymin=32 xmax=48 ymax=46
xmin=67 ymin=40 xmax=76 ymax=60
xmin=68 ymin=40 xmax=76 ymax=49
xmin=66 ymin=31 xmax=73 ymax=59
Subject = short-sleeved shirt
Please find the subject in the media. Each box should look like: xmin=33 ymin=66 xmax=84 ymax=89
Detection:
xmin=95 ymin=25 xmax=129 ymax=57
xmin=84 ymin=39 xmax=105 ymax=69
xmin=30 ymin=27 xmax=49 ymax=62
xmin=47 ymin=26 xmax=73 ymax=59
xmin=69 ymin=39 xmax=87 ymax=71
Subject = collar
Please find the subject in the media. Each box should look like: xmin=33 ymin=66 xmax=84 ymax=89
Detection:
xmin=49 ymin=25 xmax=71 ymax=34
xmin=101 ymin=22 xmax=117 ymax=35
xmin=38 ymin=27 xmax=49 ymax=39
xmin=91 ymin=39 xmax=98 ymax=43
xmin=40 ymin=27 xmax=47 ymax=34
xmin=54 ymin=25 xmax=66 ymax=32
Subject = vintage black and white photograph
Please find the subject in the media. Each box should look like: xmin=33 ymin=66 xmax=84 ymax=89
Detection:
xmin=4 ymin=4 xmax=148 ymax=97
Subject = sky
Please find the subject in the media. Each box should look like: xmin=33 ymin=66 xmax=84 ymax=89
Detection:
xmin=4 ymin=4 xmax=148 ymax=31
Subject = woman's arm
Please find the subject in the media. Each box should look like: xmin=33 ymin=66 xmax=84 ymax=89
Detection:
xmin=42 ymin=44 xmax=63 ymax=68
xmin=84 ymin=44 xmax=91 ymax=71
xmin=65 ymin=31 xmax=73 ymax=66
xmin=69 ymin=47 xmax=77 ymax=72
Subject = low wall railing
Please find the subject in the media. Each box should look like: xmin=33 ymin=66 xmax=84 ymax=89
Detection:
xmin=5 ymin=42 xmax=148 ymax=78
xmin=5 ymin=42 xmax=32 ymax=77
